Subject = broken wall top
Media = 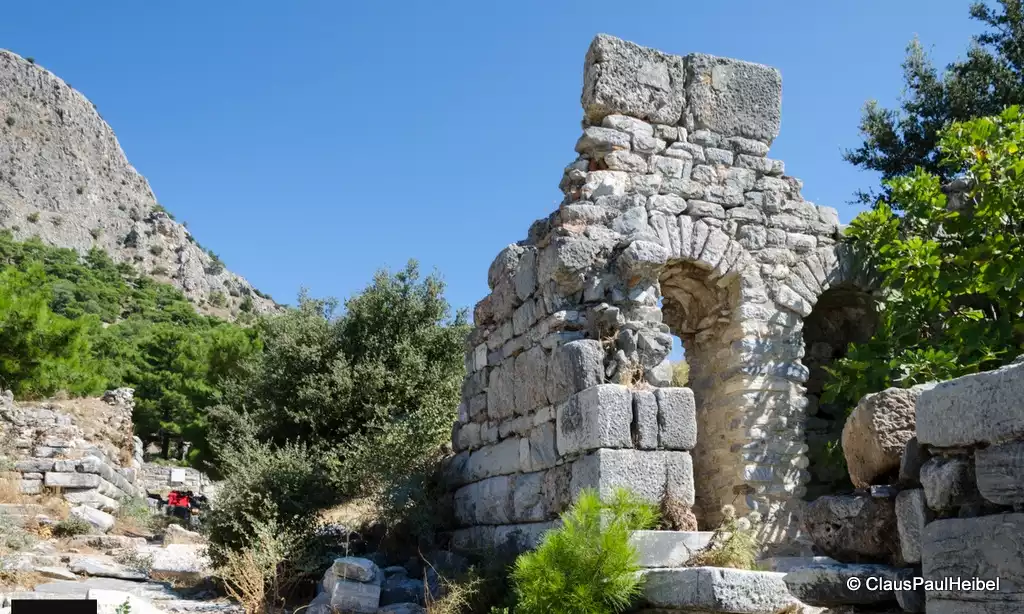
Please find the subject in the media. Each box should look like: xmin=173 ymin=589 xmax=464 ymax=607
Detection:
xmin=583 ymin=34 xmax=782 ymax=144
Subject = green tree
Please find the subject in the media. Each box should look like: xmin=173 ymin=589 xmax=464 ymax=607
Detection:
xmin=826 ymin=106 xmax=1024 ymax=412
xmin=846 ymin=0 xmax=1024 ymax=190
xmin=510 ymin=488 xmax=659 ymax=614
xmin=218 ymin=260 xmax=469 ymax=496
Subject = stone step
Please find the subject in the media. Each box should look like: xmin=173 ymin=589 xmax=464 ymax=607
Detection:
xmin=781 ymin=562 xmax=901 ymax=607
xmin=630 ymin=530 xmax=715 ymax=568
xmin=757 ymin=556 xmax=839 ymax=572
xmin=640 ymin=566 xmax=800 ymax=613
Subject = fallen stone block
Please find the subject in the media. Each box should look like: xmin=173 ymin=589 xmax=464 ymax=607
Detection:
xmin=630 ymin=530 xmax=713 ymax=568
xmin=33 ymin=566 xmax=79 ymax=581
xmin=842 ymin=385 xmax=927 ymax=488
xmin=802 ymin=493 xmax=898 ymax=564
xmin=64 ymin=489 xmax=119 ymax=513
xmin=895 ymin=489 xmax=931 ymax=564
xmin=975 ymin=439 xmax=1024 ymax=506
xmin=782 ymin=562 xmax=899 ymax=606
xmin=70 ymin=504 xmax=115 ymax=533
xmin=147 ymin=544 xmax=211 ymax=581
xmin=923 ymin=514 xmax=1024 ymax=612
xmin=641 ymin=566 xmax=798 ymax=613
xmin=68 ymin=555 xmax=148 ymax=581
xmin=162 ymin=523 xmax=206 ymax=545
xmin=916 ymin=360 xmax=1024 ymax=447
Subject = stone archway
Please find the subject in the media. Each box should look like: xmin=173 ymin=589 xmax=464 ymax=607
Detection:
xmin=802 ymin=284 xmax=878 ymax=500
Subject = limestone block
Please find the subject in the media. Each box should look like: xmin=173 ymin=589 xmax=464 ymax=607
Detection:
xmin=88 ymin=589 xmax=161 ymax=614
xmin=19 ymin=480 xmax=41 ymax=495
xmin=70 ymin=505 xmax=114 ymax=533
xmin=923 ymin=514 xmax=1024 ymax=612
xmin=556 ymin=384 xmax=633 ymax=456
xmin=802 ymin=494 xmax=898 ymax=564
xmin=331 ymin=557 xmax=380 ymax=583
xmin=654 ymin=387 xmax=696 ymax=450
xmin=46 ymin=472 xmax=101 ymax=488
xmin=14 ymin=459 xmax=54 ymax=473
xmin=782 ymin=562 xmax=899 ymax=606
xmin=63 ymin=490 xmax=119 ymax=513
xmin=487 ymin=359 xmax=515 ymax=421
xmin=842 ymin=385 xmax=927 ymax=488
xmin=324 ymin=578 xmax=381 ymax=613
xmin=641 ymin=567 xmax=797 ymax=612
xmin=511 ymin=471 xmax=546 ymax=522
xmin=630 ymin=530 xmax=713 ymax=567
xmin=453 ymin=475 xmax=512 ymax=525
xmin=899 ymin=436 xmax=930 ymax=485
xmin=917 ymin=360 xmax=1024 ymax=447
xmin=632 ymin=390 xmax=659 ymax=450
xmin=545 ymin=339 xmax=605 ymax=406
xmin=527 ymin=422 xmax=557 ymax=472
xmin=147 ymin=543 xmax=211 ymax=581
xmin=570 ymin=449 xmax=694 ymax=506
xmin=895 ymin=489 xmax=931 ymax=564
xmin=920 ymin=456 xmax=977 ymax=512
xmin=976 ymin=440 xmax=1024 ymax=506
xmin=574 ymin=126 xmax=631 ymax=158
xmin=686 ymin=53 xmax=782 ymax=143
xmin=463 ymin=438 xmax=522 ymax=482
xmin=451 ymin=521 xmax=557 ymax=554
xmin=582 ymin=34 xmax=686 ymax=125
xmin=514 ymin=346 xmax=549 ymax=415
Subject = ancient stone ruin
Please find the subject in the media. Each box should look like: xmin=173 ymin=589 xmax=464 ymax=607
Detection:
xmin=448 ymin=34 xmax=874 ymax=555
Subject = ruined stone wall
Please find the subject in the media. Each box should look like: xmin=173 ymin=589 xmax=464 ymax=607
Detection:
xmin=0 ymin=389 xmax=145 ymax=512
xmin=449 ymin=34 xmax=866 ymax=553
xmin=904 ymin=360 xmax=1024 ymax=611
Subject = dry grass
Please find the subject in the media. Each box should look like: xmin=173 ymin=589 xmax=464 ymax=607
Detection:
xmin=423 ymin=566 xmax=483 ymax=614
xmin=0 ymin=472 xmax=26 ymax=505
xmin=0 ymin=568 xmax=49 ymax=589
xmin=688 ymin=505 xmax=761 ymax=570
xmin=659 ymin=491 xmax=698 ymax=531
xmin=319 ymin=497 xmax=377 ymax=530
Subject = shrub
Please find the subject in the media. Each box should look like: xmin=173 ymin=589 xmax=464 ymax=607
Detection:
xmin=209 ymin=291 xmax=227 ymax=308
xmin=90 ymin=227 xmax=102 ymax=239
xmin=151 ymin=266 xmax=168 ymax=276
xmin=670 ymin=360 xmax=689 ymax=387
xmin=689 ymin=505 xmax=761 ymax=570
xmin=76 ymin=186 xmax=85 ymax=195
xmin=509 ymin=488 xmax=659 ymax=614
xmin=149 ymin=245 xmax=163 ymax=257
xmin=4 ymin=117 xmax=13 ymax=127
xmin=51 ymin=515 xmax=92 ymax=538
xmin=115 ymin=547 xmax=154 ymax=574
xmin=26 ymin=213 xmax=38 ymax=223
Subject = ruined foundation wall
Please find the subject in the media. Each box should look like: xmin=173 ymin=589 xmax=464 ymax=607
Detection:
xmin=448 ymin=34 xmax=862 ymax=553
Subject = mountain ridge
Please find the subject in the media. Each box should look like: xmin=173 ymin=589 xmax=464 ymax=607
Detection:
xmin=0 ymin=49 xmax=277 ymax=318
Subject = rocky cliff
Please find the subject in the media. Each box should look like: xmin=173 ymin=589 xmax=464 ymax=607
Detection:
xmin=0 ymin=50 xmax=276 ymax=317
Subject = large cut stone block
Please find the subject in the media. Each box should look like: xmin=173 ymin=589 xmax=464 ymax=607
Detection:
xmin=632 ymin=390 xmax=658 ymax=450
xmin=451 ymin=521 xmax=558 ymax=554
xmin=783 ymin=562 xmax=899 ymax=606
xmin=514 ymin=346 xmax=549 ymax=415
xmin=842 ymin=385 xmax=926 ymax=488
xmin=570 ymin=449 xmax=694 ymax=506
xmin=976 ymin=440 xmax=1024 ymax=506
xmin=45 ymin=472 xmax=101 ymax=488
xmin=916 ymin=361 xmax=1024 ymax=447
xmin=453 ymin=475 xmax=512 ymax=525
xmin=802 ymin=493 xmax=898 ymax=564
xmin=641 ymin=567 xmax=797 ymax=613
xmin=923 ymin=514 xmax=1024 ymax=612
xmin=654 ymin=387 xmax=696 ymax=450
xmin=463 ymin=437 xmax=523 ymax=482
xmin=582 ymin=34 xmax=686 ymax=125
xmin=630 ymin=530 xmax=713 ymax=568
xmin=545 ymin=340 xmax=605 ymax=406
xmin=556 ymin=384 xmax=632 ymax=456
xmin=895 ymin=488 xmax=931 ymax=564
xmin=686 ymin=53 xmax=782 ymax=144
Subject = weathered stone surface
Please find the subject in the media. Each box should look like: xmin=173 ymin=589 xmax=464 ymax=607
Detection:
xmin=899 ymin=436 xmax=929 ymax=485
xmin=45 ymin=472 xmax=102 ymax=488
xmin=89 ymin=589 xmax=162 ymax=614
xmin=632 ymin=390 xmax=659 ymax=450
xmin=976 ymin=440 xmax=1024 ymax=506
xmin=654 ymin=387 xmax=696 ymax=450
xmin=630 ymin=530 xmax=713 ymax=567
xmin=916 ymin=360 xmax=1024 ymax=447
xmin=686 ymin=54 xmax=782 ymax=143
xmin=331 ymin=557 xmax=380 ymax=583
xmin=464 ymin=437 xmax=522 ymax=482
xmin=920 ymin=456 xmax=977 ymax=512
xmin=642 ymin=567 xmax=798 ymax=612
xmin=70 ymin=504 xmax=115 ymax=533
xmin=895 ymin=489 xmax=930 ymax=564
xmin=556 ymin=384 xmax=633 ymax=456
xmin=63 ymin=490 xmax=119 ymax=513
xmin=514 ymin=346 xmax=549 ymax=414
xmin=582 ymin=34 xmax=686 ymax=125
xmin=802 ymin=494 xmax=899 ymax=563
xmin=148 ymin=544 xmax=211 ymax=581
xmin=570 ymin=449 xmax=694 ymax=506
xmin=923 ymin=514 xmax=1024 ymax=612
xmin=783 ymin=562 xmax=899 ymax=606
xmin=842 ymin=385 xmax=927 ymax=488
xmin=545 ymin=340 xmax=605 ymax=405
xmin=69 ymin=556 xmax=147 ymax=581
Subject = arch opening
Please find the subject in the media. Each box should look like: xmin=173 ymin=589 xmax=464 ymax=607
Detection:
xmin=801 ymin=284 xmax=878 ymax=500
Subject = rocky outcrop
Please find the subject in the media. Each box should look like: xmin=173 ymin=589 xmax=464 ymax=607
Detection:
xmin=0 ymin=50 xmax=275 ymax=318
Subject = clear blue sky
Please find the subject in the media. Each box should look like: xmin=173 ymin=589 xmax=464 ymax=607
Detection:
xmin=0 ymin=1 xmax=981 ymax=318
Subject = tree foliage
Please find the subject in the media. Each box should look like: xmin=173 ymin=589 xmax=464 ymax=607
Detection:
xmin=846 ymin=0 xmax=1024 ymax=190
xmin=826 ymin=107 xmax=1024 ymax=411
xmin=509 ymin=488 xmax=659 ymax=614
